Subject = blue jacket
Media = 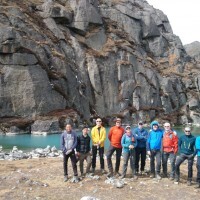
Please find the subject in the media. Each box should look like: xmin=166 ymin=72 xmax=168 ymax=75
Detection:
xmin=133 ymin=127 xmax=148 ymax=148
xmin=147 ymin=121 xmax=163 ymax=151
xmin=196 ymin=136 xmax=200 ymax=157
xmin=121 ymin=132 xmax=137 ymax=153
xmin=60 ymin=130 xmax=77 ymax=153
xmin=179 ymin=134 xmax=196 ymax=156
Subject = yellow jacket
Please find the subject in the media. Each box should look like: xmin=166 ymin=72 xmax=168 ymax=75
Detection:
xmin=91 ymin=125 xmax=106 ymax=147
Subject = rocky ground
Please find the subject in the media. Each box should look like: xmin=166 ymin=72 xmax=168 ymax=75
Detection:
xmin=0 ymin=157 xmax=199 ymax=200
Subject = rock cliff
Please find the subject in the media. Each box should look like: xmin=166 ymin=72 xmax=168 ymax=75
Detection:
xmin=0 ymin=0 xmax=200 ymax=134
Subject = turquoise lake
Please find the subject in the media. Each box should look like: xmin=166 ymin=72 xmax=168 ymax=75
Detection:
xmin=0 ymin=126 xmax=200 ymax=151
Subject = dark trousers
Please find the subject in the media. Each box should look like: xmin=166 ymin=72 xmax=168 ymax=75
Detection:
xmin=175 ymin=153 xmax=194 ymax=181
xmin=106 ymin=145 xmax=122 ymax=173
xmin=162 ymin=152 xmax=176 ymax=178
xmin=63 ymin=151 xmax=78 ymax=176
xmin=135 ymin=147 xmax=146 ymax=172
xmin=150 ymin=150 xmax=161 ymax=175
xmin=196 ymin=156 xmax=200 ymax=183
xmin=122 ymin=150 xmax=136 ymax=176
xmin=79 ymin=152 xmax=92 ymax=174
xmin=92 ymin=146 xmax=104 ymax=169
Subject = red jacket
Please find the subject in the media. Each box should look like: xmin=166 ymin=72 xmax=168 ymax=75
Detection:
xmin=108 ymin=126 xmax=124 ymax=148
xmin=162 ymin=130 xmax=178 ymax=153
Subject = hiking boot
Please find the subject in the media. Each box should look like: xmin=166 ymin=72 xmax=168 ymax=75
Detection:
xmin=162 ymin=173 xmax=168 ymax=178
xmin=150 ymin=173 xmax=155 ymax=178
xmin=101 ymin=169 xmax=106 ymax=174
xmin=64 ymin=175 xmax=68 ymax=182
xmin=81 ymin=173 xmax=84 ymax=178
xmin=174 ymin=179 xmax=179 ymax=185
xmin=133 ymin=175 xmax=138 ymax=180
xmin=156 ymin=174 xmax=162 ymax=180
xmin=121 ymin=174 xmax=126 ymax=179
xmin=107 ymin=171 xmax=114 ymax=178
xmin=91 ymin=168 xmax=95 ymax=175
xmin=194 ymin=183 xmax=200 ymax=189
xmin=71 ymin=175 xmax=79 ymax=183
xmin=115 ymin=171 xmax=121 ymax=177
xmin=187 ymin=181 xmax=192 ymax=186
xmin=140 ymin=171 xmax=145 ymax=175
xmin=169 ymin=177 xmax=174 ymax=181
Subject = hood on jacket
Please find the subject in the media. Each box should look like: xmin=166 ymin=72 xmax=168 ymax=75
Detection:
xmin=150 ymin=121 xmax=159 ymax=129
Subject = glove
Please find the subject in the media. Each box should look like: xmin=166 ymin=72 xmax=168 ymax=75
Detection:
xmin=66 ymin=149 xmax=72 ymax=155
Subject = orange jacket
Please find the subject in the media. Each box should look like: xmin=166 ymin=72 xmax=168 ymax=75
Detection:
xmin=108 ymin=126 xmax=124 ymax=148
xmin=162 ymin=130 xmax=178 ymax=153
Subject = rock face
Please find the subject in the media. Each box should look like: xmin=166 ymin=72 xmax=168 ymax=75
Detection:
xmin=0 ymin=0 xmax=200 ymax=133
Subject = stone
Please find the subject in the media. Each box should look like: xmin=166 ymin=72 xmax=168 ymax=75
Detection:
xmin=31 ymin=120 xmax=60 ymax=135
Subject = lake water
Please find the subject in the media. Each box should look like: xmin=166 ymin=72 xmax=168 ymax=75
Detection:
xmin=0 ymin=126 xmax=200 ymax=151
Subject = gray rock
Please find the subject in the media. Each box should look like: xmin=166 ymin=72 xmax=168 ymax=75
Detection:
xmin=31 ymin=120 xmax=60 ymax=135
xmin=80 ymin=196 xmax=99 ymax=200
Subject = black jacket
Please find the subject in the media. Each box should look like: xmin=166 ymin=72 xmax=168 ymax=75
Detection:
xmin=76 ymin=134 xmax=91 ymax=153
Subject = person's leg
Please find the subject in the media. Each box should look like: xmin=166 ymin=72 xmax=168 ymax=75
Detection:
xmin=79 ymin=153 xmax=85 ymax=175
xmin=63 ymin=153 xmax=69 ymax=176
xmin=92 ymin=145 xmax=97 ymax=170
xmin=150 ymin=150 xmax=156 ymax=176
xmin=140 ymin=147 xmax=146 ymax=172
xmin=106 ymin=145 xmax=115 ymax=174
xmin=155 ymin=150 xmax=161 ymax=179
xmin=135 ymin=147 xmax=140 ymax=173
xmin=187 ymin=155 xmax=194 ymax=182
xmin=169 ymin=153 xmax=176 ymax=179
xmin=162 ymin=152 xmax=168 ymax=177
xmin=122 ymin=152 xmax=129 ymax=177
xmin=196 ymin=156 xmax=200 ymax=187
xmin=99 ymin=147 xmax=105 ymax=170
xmin=70 ymin=151 xmax=78 ymax=176
xmin=85 ymin=152 xmax=92 ymax=173
xmin=175 ymin=154 xmax=186 ymax=182
xmin=130 ymin=149 xmax=136 ymax=176
xmin=115 ymin=147 xmax=122 ymax=173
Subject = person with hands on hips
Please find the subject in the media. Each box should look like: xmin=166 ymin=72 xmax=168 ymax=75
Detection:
xmin=162 ymin=122 xmax=178 ymax=180
xmin=121 ymin=125 xmax=138 ymax=179
xmin=174 ymin=127 xmax=196 ymax=186
xmin=60 ymin=124 xmax=78 ymax=182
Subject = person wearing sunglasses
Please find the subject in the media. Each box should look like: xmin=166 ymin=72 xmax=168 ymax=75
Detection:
xmin=162 ymin=122 xmax=178 ymax=180
xmin=91 ymin=118 xmax=106 ymax=174
xmin=174 ymin=127 xmax=196 ymax=186
xmin=133 ymin=121 xmax=148 ymax=175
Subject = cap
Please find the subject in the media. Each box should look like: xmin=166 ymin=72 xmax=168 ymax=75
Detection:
xmin=138 ymin=121 xmax=143 ymax=125
xmin=184 ymin=127 xmax=191 ymax=131
xmin=125 ymin=125 xmax=131 ymax=130
xmin=116 ymin=118 xmax=122 ymax=122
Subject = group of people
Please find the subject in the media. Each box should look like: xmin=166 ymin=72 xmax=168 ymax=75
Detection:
xmin=60 ymin=118 xmax=200 ymax=188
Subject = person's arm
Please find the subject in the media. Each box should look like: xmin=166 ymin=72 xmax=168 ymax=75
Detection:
xmin=133 ymin=134 xmax=137 ymax=148
xmin=71 ymin=132 xmax=77 ymax=150
xmin=60 ymin=132 xmax=65 ymax=152
xmin=178 ymin=136 xmax=182 ymax=153
xmin=91 ymin=127 xmax=98 ymax=144
xmin=108 ymin=127 xmax=113 ymax=141
xmin=99 ymin=127 xmax=106 ymax=145
xmin=196 ymin=137 xmax=200 ymax=151
xmin=193 ymin=137 xmax=197 ymax=156
xmin=173 ymin=134 xmax=178 ymax=154
xmin=76 ymin=136 xmax=80 ymax=153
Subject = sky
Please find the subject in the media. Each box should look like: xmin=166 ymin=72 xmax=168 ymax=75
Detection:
xmin=147 ymin=0 xmax=200 ymax=45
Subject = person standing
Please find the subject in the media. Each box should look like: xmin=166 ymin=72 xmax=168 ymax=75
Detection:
xmin=76 ymin=126 xmax=92 ymax=177
xmin=147 ymin=121 xmax=163 ymax=180
xmin=60 ymin=124 xmax=78 ymax=182
xmin=195 ymin=135 xmax=200 ymax=188
xmin=174 ymin=127 xmax=196 ymax=186
xmin=91 ymin=118 xmax=106 ymax=174
xmin=162 ymin=122 xmax=178 ymax=180
xmin=121 ymin=125 xmax=138 ymax=179
xmin=133 ymin=121 xmax=148 ymax=175
xmin=107 ymin=118 xmax=124 ymax=177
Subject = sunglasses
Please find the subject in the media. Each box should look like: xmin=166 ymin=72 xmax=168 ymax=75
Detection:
xmin=185 ymin=131 xmax=190 ymax=133
xmin=139 ymin=123 xmax=143 ymax=125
